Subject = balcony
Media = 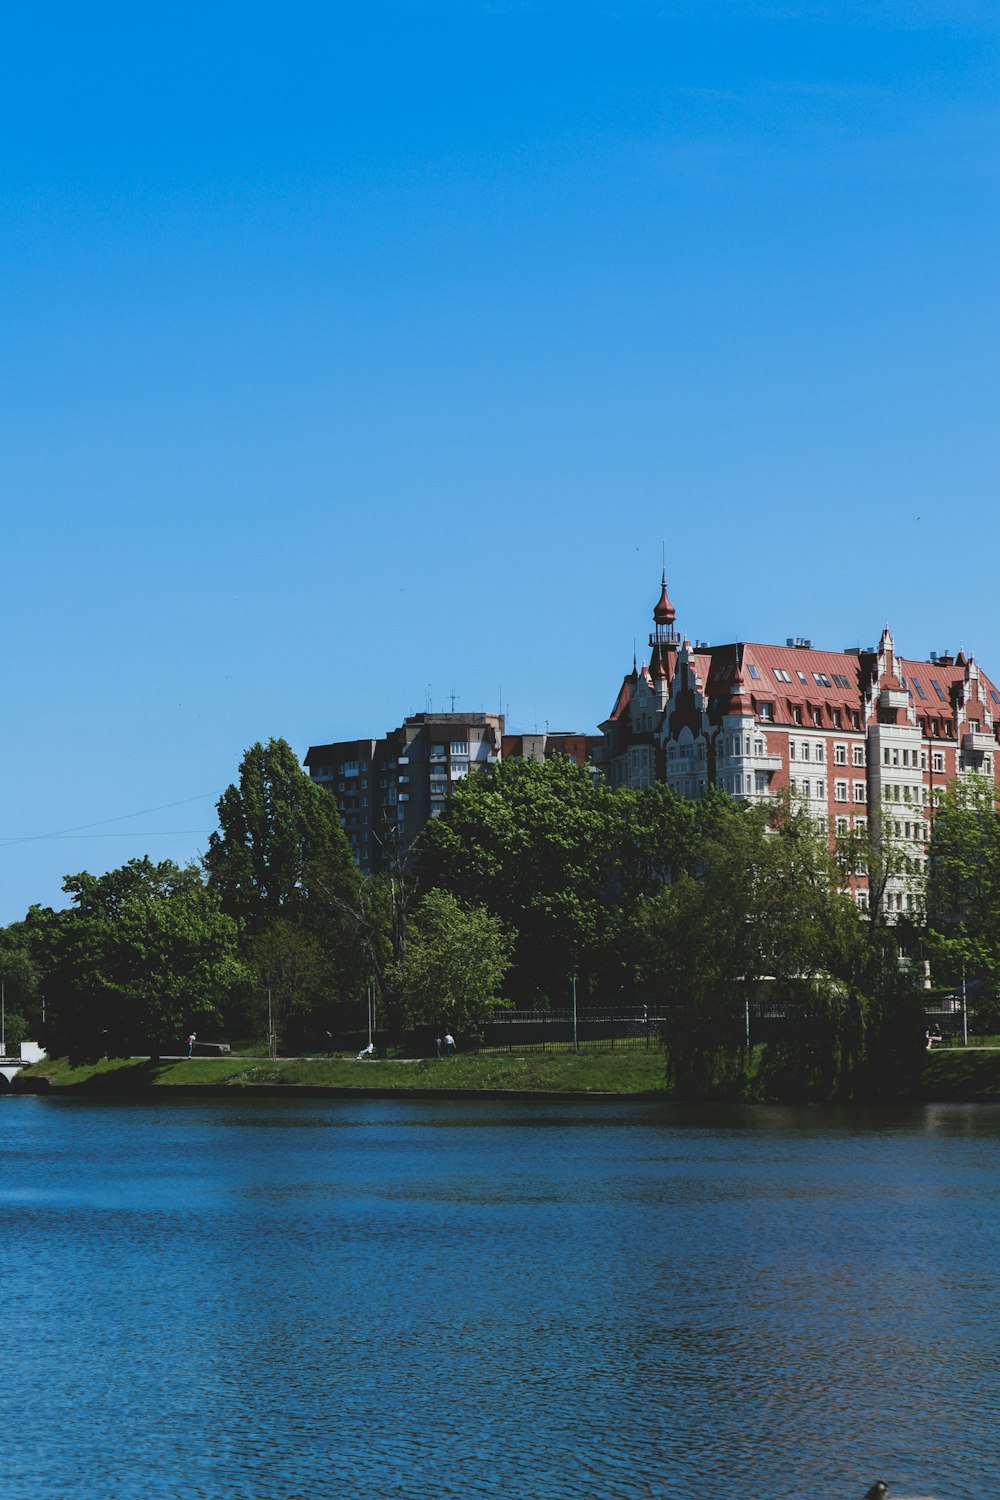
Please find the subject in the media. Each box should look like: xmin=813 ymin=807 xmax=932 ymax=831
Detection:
xmin=962 ymin=729 xmax=996 ymax=754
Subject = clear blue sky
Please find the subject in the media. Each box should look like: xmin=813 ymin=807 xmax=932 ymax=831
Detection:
xmin=1 ymin=0 xmax=997 ymax=922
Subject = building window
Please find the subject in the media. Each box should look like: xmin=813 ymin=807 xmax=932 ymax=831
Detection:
xmin=857 ymin=890 xmax=869 ymax=910
xmin=836 ymin=816 xmax=849 ymax=835
xmin=812 ymin=709 xmax=822 ymax=726
xmin=831 ymin=710 xmax=842 ymax=728
xmin=789 ymin=742 xmax=796 ymax=760
xmin=814 ymin=742 xmax=825 ymax=763
xmin=759 ymin=702 xmax=774 ymax=722
xmin=932 ymin=752 xmax=945 ymax=772
xmin=816 ymin=780 xmax=825 ymax=799
xmin=801 ymin=742 xmax=810 ymax=761
xmin=793 ymin=705 xmax=803 ymax=724
xmin=450 ymin=740 xmax=469 ymax=756
xmin=834 ymin=744 xmax=847 ymax=765
xmin=835 ymin=780 xmax=848 ymax=802
xmin=853 ymin=745 xmax=865 ymax=766
xmin=853 ymin=782 xmax=867 ymax=803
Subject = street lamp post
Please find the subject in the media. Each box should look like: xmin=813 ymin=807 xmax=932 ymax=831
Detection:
xmin=571 ymin=966 xmax=578 ymax=1054
xmin=962 ymin=964 xmax=968 ymax=1048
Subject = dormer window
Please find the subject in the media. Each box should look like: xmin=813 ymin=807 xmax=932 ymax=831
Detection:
xmin=759 ymin=702 xmax=774 ymax=722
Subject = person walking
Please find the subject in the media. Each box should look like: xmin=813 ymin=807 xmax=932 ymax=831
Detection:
xmin=443 ymin=1032 xmax=456 ymax=1058
xmin=186 ymin=1033 xmax=196 ymax=1058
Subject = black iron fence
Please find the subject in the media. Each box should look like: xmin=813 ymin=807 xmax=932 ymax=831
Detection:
xmin=477 ymin=1008 xmax=665 ymax=1054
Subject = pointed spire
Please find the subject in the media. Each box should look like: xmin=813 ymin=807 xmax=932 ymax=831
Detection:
xmin=727 ymin=645 xmax=753 ymax=715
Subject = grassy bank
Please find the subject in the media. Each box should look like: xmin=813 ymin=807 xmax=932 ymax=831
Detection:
xmin=16 ymin=1048 xmax=668 ymax=1096
xmin=920 ymin=1046 xmax=1000 ymax=1100
xmin=19 ymin=1045 xmax=1000 ymax=1101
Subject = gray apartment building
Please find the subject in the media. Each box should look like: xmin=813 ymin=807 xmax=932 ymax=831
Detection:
xmin=304 ymin=712 xmax=504 ymax=874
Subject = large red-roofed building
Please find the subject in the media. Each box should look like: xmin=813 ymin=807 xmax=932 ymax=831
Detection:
xmin=597 ymin=579 xmax=1000 ymax=917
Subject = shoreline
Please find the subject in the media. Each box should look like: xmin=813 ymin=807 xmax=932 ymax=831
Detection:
xmin=9 ymin=1047 xmax=1000 ymax=1104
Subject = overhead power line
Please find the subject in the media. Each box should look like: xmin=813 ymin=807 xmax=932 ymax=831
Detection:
xmin=0 ymin=794 xmax=217 ymax=851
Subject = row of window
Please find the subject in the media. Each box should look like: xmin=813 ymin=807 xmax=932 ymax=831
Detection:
xmin=833 ymin=780 xmax=869 ymax=803
xmin=758 ymin=702 xmax=861 ymax=730
xmin=882 ymin=782 xmax=927 ymax=805
xmin=430 ymin=741 xmax=470 ymax=758
xmin=744 ymin=664 xmax=853 ymax=691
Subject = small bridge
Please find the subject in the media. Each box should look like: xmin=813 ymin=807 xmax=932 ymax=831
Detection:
xmin=0 ymin=1056 xmax=29 ymax=1086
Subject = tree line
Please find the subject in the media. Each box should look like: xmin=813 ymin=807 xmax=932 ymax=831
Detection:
xmin=1 ymin=739 xmax=996 ymax=1096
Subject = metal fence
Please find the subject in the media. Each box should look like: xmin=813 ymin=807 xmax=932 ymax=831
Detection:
xmin=477 ymin=1008 xmax=665 ymax=1054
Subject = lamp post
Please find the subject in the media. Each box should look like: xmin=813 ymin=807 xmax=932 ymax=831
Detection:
xmin=962 ymin=964 xmax=968 ymax=1048
xmin=571 ymin=966 xmax=578 ymax=1054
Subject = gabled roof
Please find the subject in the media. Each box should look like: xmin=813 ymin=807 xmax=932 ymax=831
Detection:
xmin=900 ymin=655 xmax=1000 ymax=728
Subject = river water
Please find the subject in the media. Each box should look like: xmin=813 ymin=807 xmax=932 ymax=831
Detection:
xmin=1 ymin=1095 xmax=997 ymax=1500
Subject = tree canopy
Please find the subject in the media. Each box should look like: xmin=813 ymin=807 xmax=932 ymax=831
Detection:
xmin=204 ymin=737 xmax=360 ymax=932
xmin=925 ymin=776 xmax=1000 ymax=984
xmin=415 ymin=755 xmax=622 ymax=1004
xmin=45 ymin=858 xmax=246 ymax=1064
xmin=392 ymin=889 xmax=513 ymax=1039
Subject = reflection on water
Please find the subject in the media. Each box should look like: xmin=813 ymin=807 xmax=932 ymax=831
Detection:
xmin=0 ymin=1096 xmax=997 ymax=1499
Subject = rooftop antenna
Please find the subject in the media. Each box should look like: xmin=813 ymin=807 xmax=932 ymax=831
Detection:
xmin=449 ymin=688 xmax=457 ymax=712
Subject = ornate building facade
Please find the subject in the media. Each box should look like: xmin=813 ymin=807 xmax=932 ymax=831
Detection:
xmin=596 ymin=578 xmax=1000 ymax=916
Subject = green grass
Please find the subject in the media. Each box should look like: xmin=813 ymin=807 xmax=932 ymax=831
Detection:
xmin=921 ymin=1046 xmax=1000 ymax=1099
xmin=18 ymin=1047 xmax=668 ymax=1095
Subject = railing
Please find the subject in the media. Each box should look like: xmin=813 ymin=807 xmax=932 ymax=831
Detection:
xmin=479 ymin=1009 xmax=664 ymax=1054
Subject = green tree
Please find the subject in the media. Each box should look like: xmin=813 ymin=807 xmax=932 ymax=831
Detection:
xmin=0 ymin=904 xmax=67 ymax=1036
xmin=204 ymin=738 xmax=369 ymax=1040
xmin=415 ymin=755 xmax=620 ymax=1005
xmin=636 ymin=795 xmax=869 ymax=1097
xmin=392 ymin=889 xmax=513 ymax=1039
xmin=925 ymin=775 xmax=1000 ymax=1005
xmin=246 ymin=916 xmax=330 ymax=1053
xmin=615 ymin=781 xmax=704 ymax=900
xmin=204 ymin=738 xmax=360 ymax=932
xmin=46 ymin=859 xmax=247 ymax=1064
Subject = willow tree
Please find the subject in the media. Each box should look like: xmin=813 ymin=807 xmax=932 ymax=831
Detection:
xmin=636 ymin=795 xmax=871 ymax=1099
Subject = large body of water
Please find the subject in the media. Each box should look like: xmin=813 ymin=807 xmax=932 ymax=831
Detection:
xmin=1 ymin=1095 xmax=997 ymax=1500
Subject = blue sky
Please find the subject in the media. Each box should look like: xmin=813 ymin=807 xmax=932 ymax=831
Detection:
xmin=1 ymin=0 xmax=997 ymax=921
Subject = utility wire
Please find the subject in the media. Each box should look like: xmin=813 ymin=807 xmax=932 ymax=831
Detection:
xmin=0 ymin=794 xmax=217 ymax=851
